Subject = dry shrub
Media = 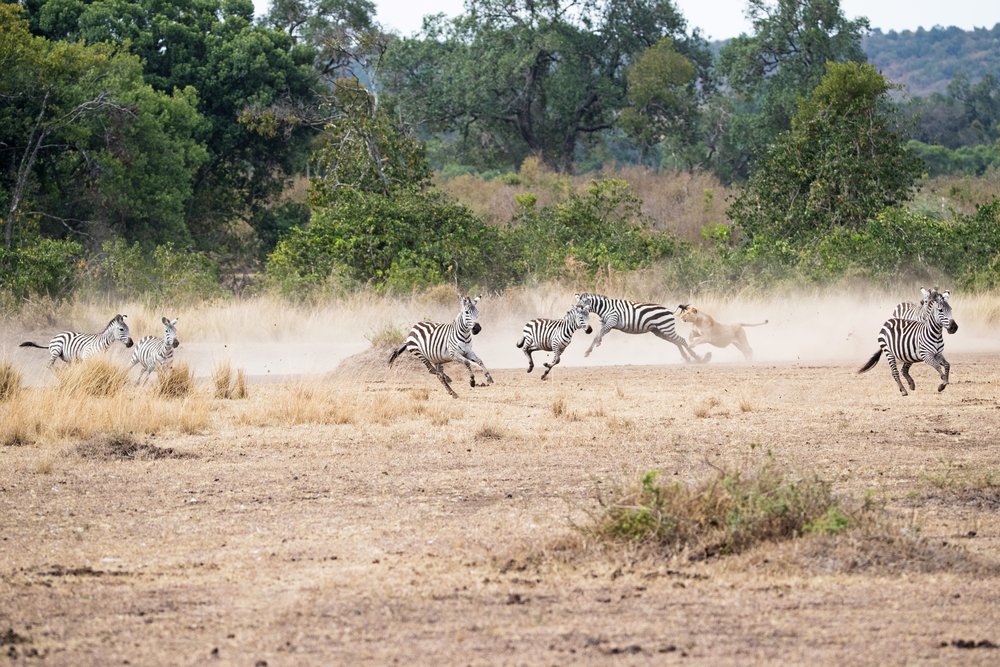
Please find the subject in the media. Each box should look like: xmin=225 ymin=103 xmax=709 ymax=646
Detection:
xmin=551 ymin=396 xmax=567 ymax=417
xmin=692 ymin=397 xmax=720 ymax=418
xmin=739 ymin=397 xmax=754 ymax=413
xmin=0 ymin=360 xmax=22 ymax=402
xmin=366 ymin=323 xmax=406 ymax=347
xmin=75 ymin=432 xmax=191 ymax=461
xmin=57 ymin=358 xmax=128 ymax=397
xmin=211 ymin=362 xmax=247 ymax=399
xmin=475 ymin=422 xmax=506 ymax=441
xmin=212 ymin=361 xmax=232 ymax=399
xmin=232 ymin=368 xmax=247 ymax=399
xmin=587 ymin=463 xmax=849 ymax=561
xmin=155 ymin=362 xmax=194 ymax=398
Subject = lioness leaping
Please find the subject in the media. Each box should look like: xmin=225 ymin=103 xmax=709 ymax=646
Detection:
xmin=676 ymin=305 xmax=767 ymax=361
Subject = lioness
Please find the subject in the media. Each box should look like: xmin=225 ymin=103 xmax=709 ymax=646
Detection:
xmin=675 ymin=305 xmax=767 ymax=360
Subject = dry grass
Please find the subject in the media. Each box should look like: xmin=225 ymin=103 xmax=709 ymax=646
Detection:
xmin=692 ymin=396 xmax=721 ymax=418
xmin=0 ymin=359 xmax=21 ymax=402
xmin=56 ymin=358 xmax=129 ymax=397
xmin=154 ymin=362 xmax=194 ymax=398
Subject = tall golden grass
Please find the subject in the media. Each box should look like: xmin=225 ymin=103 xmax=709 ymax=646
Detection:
xmin=0 ymin=359 xmax=21 ymax=402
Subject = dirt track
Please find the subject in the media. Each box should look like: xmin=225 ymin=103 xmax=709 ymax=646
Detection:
xmin=2 ymin=348 xmax=1000 ymax=665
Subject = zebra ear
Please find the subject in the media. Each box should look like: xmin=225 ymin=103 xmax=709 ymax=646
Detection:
xmin=162 ymin=316 xmax=170 ymax=326
xmin=473 ymin=295 xmax=481 ymax=304
xmin=942 ymin=290 xmax=950 ymax=301
xmin=920 ymin=287 xmax=930 ymax=300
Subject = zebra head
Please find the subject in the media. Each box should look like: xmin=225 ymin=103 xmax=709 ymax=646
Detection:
xmin=575 ymin=293 xmax=595 ymax=310
xmin=457 ymin=295 xmax=482 ymax=335
xmin=926 ymin=289 xmax=958 ymax=333
xmin=110 ymin=314 xmax=134 ymax=348
xmin=569 ymin=304 xmax=593 ymax=334
xmin=162 ymin=317 xmax=180 ymax=349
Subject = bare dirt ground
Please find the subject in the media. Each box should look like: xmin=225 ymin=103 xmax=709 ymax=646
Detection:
xmin=2 ymin=293 xmax=1000 ymax=665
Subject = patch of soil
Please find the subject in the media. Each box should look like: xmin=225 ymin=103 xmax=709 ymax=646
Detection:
xmin=75 ymin=434 xmax=193 ymax=461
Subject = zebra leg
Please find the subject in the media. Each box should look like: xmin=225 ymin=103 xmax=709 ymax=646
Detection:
xmin=456 ymin=350 xmax=494 ymax=386
xmin=924 ymin=353 xmax=950 ymax=392
xmin=653 ymin=329 xmax=709 ymax=364
xmin=419 ymin=356 xmax=458 ymax=398
xmin=900 ymin=362 xmax=916 ymax=391
xmin=584 ymin=318 xmax=616 ymax=357
xmin=524 ymin=348 xmax=535 ymax=373
xmin=883 ymin=348 xmax=907 ymax=396
xmin=541 ymin=347 xmax=564 ymax=380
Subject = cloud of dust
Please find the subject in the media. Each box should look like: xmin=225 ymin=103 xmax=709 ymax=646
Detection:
xmin=3 ymin=286 xmax=997 ymax=386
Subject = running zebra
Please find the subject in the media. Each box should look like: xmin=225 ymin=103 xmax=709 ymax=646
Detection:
xmin=574 ymin=293 xmax=708 ymax=363
xmin=388 ymin=295 xmax=494 ymax=398
xmin=891 ymin=287 xmax=958 ymax=333
xmin=19 ymin=314 xmax=134 ymax=368
xmin=516 ymin=304 xmax=593 ymax=380
xmin=858 ymin=288 xmax=955 ymax=396
xmin=129 ymin=317 xmax=180 ymax=385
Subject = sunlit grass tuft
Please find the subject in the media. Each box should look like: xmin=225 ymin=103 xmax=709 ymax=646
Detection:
xmin=57 ymin=358 xmax=128 ymax=397
xmin=154 ymin=362 xmax=195 ymax=398
xmin=0 ymin=360 xmax=22 ymax=402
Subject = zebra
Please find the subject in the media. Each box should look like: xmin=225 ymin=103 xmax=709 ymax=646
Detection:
xmin=19 ymin=314 xmax=134 ymax=368
xmin=129 ymin=317 xmax=180 ymax=385
xmin=388 ymin=295 xmax=494 ymax=398
xmin=574 ymin=293 xmax=708 ymax=363
xmin=516 ymin=303 xmax=593 ymax=380
xmin=891 ymin=287 xmax=958 ymax=334
xmin=858 ymin=288 xmax=955 ymax=396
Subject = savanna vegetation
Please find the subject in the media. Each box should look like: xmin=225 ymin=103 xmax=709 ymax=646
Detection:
xmin=2 ymin=0 xmax=1000 ymax=312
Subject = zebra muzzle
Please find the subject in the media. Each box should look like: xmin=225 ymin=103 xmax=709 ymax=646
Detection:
xmin=172 ymin=339 xmax=180 ymax=348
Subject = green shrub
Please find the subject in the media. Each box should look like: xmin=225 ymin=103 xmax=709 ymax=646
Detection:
xmin=0 ymin=238 xmax=84 ymax=301
xmin=84 ymin=239 xmax=224 ymax=304
xmin=590 ymin=463 xmax=847 ymax=559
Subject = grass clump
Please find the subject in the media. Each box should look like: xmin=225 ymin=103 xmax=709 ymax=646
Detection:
xmin=58 ymin=358 xmax=128 ymax=397
xmin=589 ymin=463 xmax=848 ymax=560
xmin=212 ymin=362 xmax=248 ymax=399
xmin=0 ymin=360 xmax=22 ymax=402
xmin=366 ymin=323 xmax=406 ymax=347
xmin=155 ymin=362 xmax=194 ymax=398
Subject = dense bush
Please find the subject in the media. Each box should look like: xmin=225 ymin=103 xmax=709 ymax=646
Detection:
xmin=0 ymin=238 xmax=84 ymax=303
xmin=265 ymin=188 xmax=512 ymax=297
xmin=83 ymin=239 xmax=225 ymax=304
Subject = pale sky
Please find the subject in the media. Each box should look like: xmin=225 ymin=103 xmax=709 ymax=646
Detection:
xmin=252 ymin=0 xmax=1000 ymax=40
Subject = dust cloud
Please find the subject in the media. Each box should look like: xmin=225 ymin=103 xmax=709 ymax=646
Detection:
xmin=3 ymin=287 xmax=997 ymax=386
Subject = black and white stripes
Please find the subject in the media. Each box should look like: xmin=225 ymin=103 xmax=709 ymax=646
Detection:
xmin=19 ymin=314 xmax=134 ymax=368
xmin=129 ymin=317 xmax=180 ymax=385
xmin=516 ymin=304 xmax=593 ymax=379
xmin=388 ymin=295 xmax=494 ymax=397
xmin=859 ymin=288 xmax=955 ymax=395
xmin=575 ymin=292 xmax=706 ymax=363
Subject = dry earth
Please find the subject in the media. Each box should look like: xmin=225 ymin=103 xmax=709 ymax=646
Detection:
xmin=2 ymin=294 xmax=1000 ymax=665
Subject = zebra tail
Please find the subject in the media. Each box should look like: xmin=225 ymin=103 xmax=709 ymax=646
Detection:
xmin=19 ymin=341 xmax=46 ymax=349
xmin=740 ymin=320 xmax=769 ymax=327
xmin=858 ymin=349 xmax=882 ymax=374
xmin=387 ymin=343 xmax=408 ymax=367
xmin=516 ymin=336 xmax=525 ymax=349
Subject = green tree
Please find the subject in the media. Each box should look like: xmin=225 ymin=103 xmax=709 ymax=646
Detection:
xmin=25 ymin=0 xmax=320 ymax=256
xmin=715 ymin=0 xmax=869 ymax=181
xmin=727 ymin=62 xmax=923 ymax=245
xmin=381 ymin=0 xmax=711 ymax=172
xmin=618 ymin=37 xmax=699 ymax=167
xmin=0 ymin=4 xmax=205 ymax=258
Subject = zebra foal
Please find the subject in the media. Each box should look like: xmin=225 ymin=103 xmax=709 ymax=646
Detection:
xmin=574 ymin=292 xmax=707 ymax=363
xmin=859 ymin=288 xmax=955 ymax=396
xmin=516 ymin=304 xmax=593 ymax=379
xmin=20 ymin=314 xmax=134 ymax=368
xmin=388 ymin=295 xmax=494 ymax=398
xmin=130 ymin=317 xmax=180 ymax=385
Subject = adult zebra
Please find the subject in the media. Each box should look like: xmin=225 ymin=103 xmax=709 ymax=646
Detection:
xmin=891 ymin=287 xmax=958 ymax=334
xmin=20 ymin=314 xmax=134 ymax=368
xmin=388 ymin=295 xmax=494 ymax=398
xmin=516 ymin=303 xmax=593 ymax=380
xmin=574 ymin=293 xmax=708 ymax=363
xmin=129 ymin=317 xmax=180 ymax=385
xmin=858 ymin=288 xmax=955 ymax=396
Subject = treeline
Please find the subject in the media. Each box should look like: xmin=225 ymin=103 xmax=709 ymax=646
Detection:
xmin=864 ymin=25 xmax=1000 ymax=97
xmin=2 ymin=0 xmax=1000 ymax=309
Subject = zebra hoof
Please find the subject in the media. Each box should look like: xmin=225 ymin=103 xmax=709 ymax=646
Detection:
xmin=899 ymin=388 xmax=909 ymax=396
xmin=938 ymin=383 xmax=947 ymax=392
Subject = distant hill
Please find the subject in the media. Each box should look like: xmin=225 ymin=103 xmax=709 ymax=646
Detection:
xmin=863 ymin=24 xmax=1000 ymax=97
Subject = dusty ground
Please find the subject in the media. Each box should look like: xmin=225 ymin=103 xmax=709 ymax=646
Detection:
xmin=3 ymin=343 xmax=1000 ymax=665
